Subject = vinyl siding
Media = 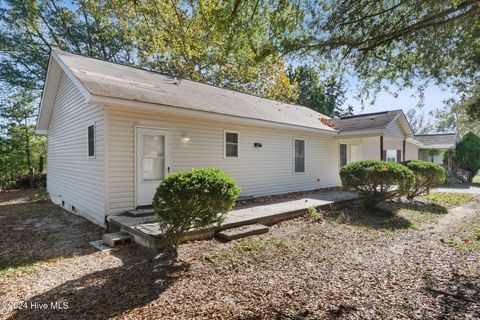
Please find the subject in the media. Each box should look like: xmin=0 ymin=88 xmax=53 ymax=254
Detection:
xmin=405 ymin=141 xmax=419 ymax=161
xmin=106 ymin=107 xmax=341 ymax=214
xmin=47 ymin=72 xmax=105 ymax=225
xmin=385 ymin=118 xmax=406 ymax=139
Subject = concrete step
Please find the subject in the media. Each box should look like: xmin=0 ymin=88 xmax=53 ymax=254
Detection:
xmin=126 ymin=208 xmax=154 ymax=217
xmin=103 ymin=232 xmax=133 ymax=247
xmin=216 ymin=223 xmax=270 ymax=241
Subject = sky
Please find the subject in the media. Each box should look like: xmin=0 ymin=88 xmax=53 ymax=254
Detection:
xmin=343 ymin=76 xmax=455 ymax=120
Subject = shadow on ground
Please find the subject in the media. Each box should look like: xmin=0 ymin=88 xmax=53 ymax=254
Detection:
xmin=326 ymin=200 xmax=447 ymax=231
xmin=424 ymin=273 xmax=480 ymax=318
xmin=9 ymin=247 xmax=187 ymax=320
xmin=0 ymin=197 xmax=103 ymax=271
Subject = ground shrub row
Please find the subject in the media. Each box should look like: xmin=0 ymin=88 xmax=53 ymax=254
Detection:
xmin=340 ymin=160 xmax=446 ymax=209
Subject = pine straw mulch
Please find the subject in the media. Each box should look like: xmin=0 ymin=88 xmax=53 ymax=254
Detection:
xmin=1 ymin=190 xmax=479 ymax=320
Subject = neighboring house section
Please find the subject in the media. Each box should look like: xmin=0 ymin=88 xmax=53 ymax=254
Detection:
xmin=332 ymin=110 xmax=416 ymax=165
xmin=414 ymin=134 xmax=457 ymax=165
xmin=36 ymin=49 xmax=458 ymax=226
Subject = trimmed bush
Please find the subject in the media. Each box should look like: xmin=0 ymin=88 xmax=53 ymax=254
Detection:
xmin=340 ymin=160 xmax=415 ymax=209
xmin=153 ymin=168 xmax=240 ymax=257
xmin=402 ymin=160 xmax=446 ymax=199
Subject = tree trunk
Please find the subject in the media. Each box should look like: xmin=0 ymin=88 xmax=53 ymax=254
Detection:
xmin=39 ymin=155 xmax=44 ymax=173
xmin=24 ymin=116 xmax=34 ymax=188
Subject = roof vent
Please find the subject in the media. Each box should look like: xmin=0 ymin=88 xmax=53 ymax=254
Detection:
xmin=174 ymin=77 xmax=181 ymax=85
xmin=370 ymin=116 xmax=376 ymax=120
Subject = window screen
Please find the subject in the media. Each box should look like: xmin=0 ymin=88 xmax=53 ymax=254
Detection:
xmin=225 ymin=132 xmax=238 ymax=157
xmin=294 ymin=139 xmax=305 ymax=173
xmin=340 ymin=144 xmax=347 ymax=167
xmin=88 ymin=125 xmax=95 ymax=157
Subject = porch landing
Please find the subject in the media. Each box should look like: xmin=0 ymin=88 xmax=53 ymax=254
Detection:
xmin=107 ymin=191 xmax=358 ymax=249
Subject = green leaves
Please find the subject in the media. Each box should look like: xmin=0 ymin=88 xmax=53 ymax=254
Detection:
xmin=455 ymin=132 xmax=480 ymax=178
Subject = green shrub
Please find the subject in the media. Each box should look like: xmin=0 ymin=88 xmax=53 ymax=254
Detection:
xmin=402 ymin=160 xmax=446 ymax=200
xmin=153 ymin=168 xmax=240 ymax=257
xmin=340 ymin=160 xmax=415 ymax=209
xmin=455 ymin=132 xmax=480 ymax=180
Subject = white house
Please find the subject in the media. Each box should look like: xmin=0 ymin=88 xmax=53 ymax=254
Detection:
xmin=36 ymin=50 xmax=455 ymax=226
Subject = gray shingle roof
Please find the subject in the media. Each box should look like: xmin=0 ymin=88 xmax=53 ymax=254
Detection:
xmin=55 ymin=50 xmax=336 ymax=132
xmin=413 ymin=134 xmax=457 ymax=148
xmin=330 ymin=110 xmax=402 ymax=132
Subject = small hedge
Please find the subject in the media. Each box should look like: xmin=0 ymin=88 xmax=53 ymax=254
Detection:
xmin=153 ymin=168 xmax=240 ymax=257
xmin=401 ymin=160 xmax=446 ymax=199
xmin=340 ymin=160 xmax=415 ymax=209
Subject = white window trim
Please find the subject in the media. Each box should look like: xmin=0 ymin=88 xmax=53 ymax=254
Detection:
xmin=386 ymin=149 xmax=397 ymax=162
xmin=87 ymin=123 xmax=95 ymax=159
xmin=293 ymin=137 xmax=306 ymax=174
xmin=224 ymin=130 xmax=240 ymax=158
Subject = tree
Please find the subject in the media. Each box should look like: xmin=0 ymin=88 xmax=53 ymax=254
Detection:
xmin=0 ymin=89 xmax=46 ymax=187
xmin=83 ymin=0 xmax=300 ymax=102
xmin=406 ymin=108 xmax=435 ymax=134
xmin=287 ymin=65 xmax=351 ymax=116
xmin=427 ymin=149 xmax=441 ymax=163
xmin=279 ymin=1 xmax=480 ymax=98
xmin=454 ymin=132 xmax=480 ymax=181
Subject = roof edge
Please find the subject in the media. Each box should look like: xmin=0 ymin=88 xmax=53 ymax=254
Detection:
xmin=90 ymin=94 xmax=338 ymax=135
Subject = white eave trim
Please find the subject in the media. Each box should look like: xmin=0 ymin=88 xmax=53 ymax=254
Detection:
xmin=335 ymin=129 xmax=384 ymax=137
xmin=89 ymin=94 xmax=339 ymax=136
xmin=419 ymin=144 xmax=455 ymax=149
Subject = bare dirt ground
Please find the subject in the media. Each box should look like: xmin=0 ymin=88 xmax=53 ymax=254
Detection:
xmin=1 ymin=190 xmax=479 ymax=320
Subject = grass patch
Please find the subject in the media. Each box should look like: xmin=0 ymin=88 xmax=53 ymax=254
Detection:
xmin=0 ymin=255 xmax=74 ymax=276
xmin=0 ymin=262 xmax=40 ymax=277
xmin=236 ymin=237 xmax=290 ymax=253
xmin=199 ymin=253 xmax=218 ymax=263
xmin=473 ymin=175 xmax=480 ymax=183
xmin=423 ymin=193 xmax=473 ymax=207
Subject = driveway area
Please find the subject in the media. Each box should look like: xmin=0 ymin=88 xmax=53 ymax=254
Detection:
xmin=433 ymin=184 xmax=480 ymax=195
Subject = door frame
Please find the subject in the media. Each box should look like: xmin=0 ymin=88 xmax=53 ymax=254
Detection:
xmin=134 ymin=125 xmax=172 ymax=208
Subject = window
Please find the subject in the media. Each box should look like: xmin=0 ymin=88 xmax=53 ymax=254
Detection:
xmin=294 ymin=138 xmax=305 ymax=173
xmin=339 ymin=144 xmax=347 ymax=167
xmin=225 ymin=131 xmax=239 ymax=157
xmin=386 ymin=149 xmax=396 ymax=162
xmin=88 ymin=124 xmax=95 ymax=157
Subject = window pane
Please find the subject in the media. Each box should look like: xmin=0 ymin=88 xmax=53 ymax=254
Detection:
xmin=386 ymin=149 xmax=396 ymax=162
xmin=295 ymin=157 xmax=305 ymax=173
xmin=294 ymin=139 xmax=305 ymax=172
xmin=295 ymin=140 xmax=305 ymax=157
xmin=143 ymin=158 xmax=165 ymax=180
xmin=88 ymin=140 xmax=95 ymax=157
xmin=226 ymin=143 xmax=238 ymax=157
xmin=340 ymin=144 xmax=347 ymax=167
xmin=88 ymin=125 xmax=95 ymax=157
xmin=226 ymin=132 xmax=238 ymax=143
xmin=143 ymin=134 xmax=165 ymax=157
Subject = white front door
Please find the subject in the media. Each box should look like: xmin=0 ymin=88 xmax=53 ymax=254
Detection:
xmin=136 ymin=127 xmax=170 ymax=206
